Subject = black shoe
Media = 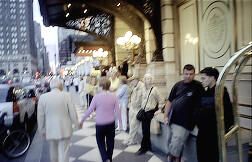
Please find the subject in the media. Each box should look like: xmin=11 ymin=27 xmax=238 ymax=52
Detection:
xmin=136 ymin=148 xmax=147 ymax=155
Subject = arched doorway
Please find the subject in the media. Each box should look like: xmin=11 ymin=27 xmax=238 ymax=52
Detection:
xmin=38 ymin=0 xmax=163 ymax=62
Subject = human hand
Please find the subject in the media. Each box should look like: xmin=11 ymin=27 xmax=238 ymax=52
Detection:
xmin=164 ymin=116 xmax=169 ymax=125
xmin=154 ymin=109 xmax=161 ymax=115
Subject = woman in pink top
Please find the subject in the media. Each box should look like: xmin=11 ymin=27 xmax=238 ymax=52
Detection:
xmin=80 ymin=77 xmax=122 ymax=162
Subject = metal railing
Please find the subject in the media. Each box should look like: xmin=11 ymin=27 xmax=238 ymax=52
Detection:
xmin=215 ymin=42 xmax=252 ymax=162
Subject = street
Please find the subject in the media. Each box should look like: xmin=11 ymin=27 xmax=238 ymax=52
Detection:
xmin=0 ymin=86 xmax=79 ymax=162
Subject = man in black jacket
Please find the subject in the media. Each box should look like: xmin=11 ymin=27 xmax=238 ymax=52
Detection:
xmin=197 ymin=67 xmax=234 ymax=162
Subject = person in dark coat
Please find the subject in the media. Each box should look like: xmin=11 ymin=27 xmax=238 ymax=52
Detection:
xmin=197 ymin=67 xmax=234 ymax=162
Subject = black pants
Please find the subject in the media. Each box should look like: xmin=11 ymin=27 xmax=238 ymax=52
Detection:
xmin=75 ymin=85 xmax=79 ymax=92
xmin=140 ymin=109 xmax=156 ymax=151
xmin=96 ymin=122 xmax=115 ymax=162
xmin=86 ymin=94 xmax=93 ymax=107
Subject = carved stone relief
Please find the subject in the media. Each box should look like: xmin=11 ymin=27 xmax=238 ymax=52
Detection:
xmin=202 ymin=1 xmax=230 ymax=59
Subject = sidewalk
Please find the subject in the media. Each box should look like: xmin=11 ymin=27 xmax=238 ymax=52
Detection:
xmin=25 ymin=87 xmax=250 ymax=162
xmin=25 ymin=86 xmax=166 ymax=162
xmin=25 ymin=107 xmax=166 ymax=162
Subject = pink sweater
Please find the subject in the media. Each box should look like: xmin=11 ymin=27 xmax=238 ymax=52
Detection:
xmin=81 ymin=91 xmax=122 ymax=126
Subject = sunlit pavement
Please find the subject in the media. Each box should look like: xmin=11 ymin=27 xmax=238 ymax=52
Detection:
xmin=25 ymin=86 xmax=166 ymax=162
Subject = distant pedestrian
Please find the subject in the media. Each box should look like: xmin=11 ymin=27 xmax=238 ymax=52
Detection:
xmin=79 ymin=76 xmax=87 ymax=108
xmin=37 ymin=78 xmax=79 ymax=162
xmin=80 ymin=77 xmax=122 ymax=162
xmin=116 ymin=76 xmax=129 ymax=131
xmin=73 ymin=76 xmax=80 ymax=92
xmin=64 ymin=77 xmax=71 ymax=92
xmin=123 ymin=75 xmax=144 ymax=145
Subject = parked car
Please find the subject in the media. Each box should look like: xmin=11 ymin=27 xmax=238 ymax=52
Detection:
xmin=0 ymin=84 xmax=37 ymax=131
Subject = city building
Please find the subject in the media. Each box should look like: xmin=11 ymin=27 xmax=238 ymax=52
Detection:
xmin=34 ymin=21 xmax=50 ymax=74
xmin=58 ymin=28 xmax=89 ymax=66
xmin=0 ymin=0 xmax=37 ymax=78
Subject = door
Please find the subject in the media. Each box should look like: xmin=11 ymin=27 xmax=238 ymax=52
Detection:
xmin=179 ymin=0 xmax=199 ymax=73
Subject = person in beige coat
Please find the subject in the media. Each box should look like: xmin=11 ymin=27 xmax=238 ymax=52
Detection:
xmin=37 ymin=78 xmax=79 ymax=162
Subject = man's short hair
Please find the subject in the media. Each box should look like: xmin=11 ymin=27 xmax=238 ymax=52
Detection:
xmin=99 ymin=77 xmax=111 ymax=90
xmin=183 ymin=64 xmax=195 ymax=72
xmin=200 ymin=67 xmax=219 ymax=81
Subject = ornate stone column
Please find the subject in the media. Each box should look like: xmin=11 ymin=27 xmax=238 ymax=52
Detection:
xmin=160 ymin=0 xmax=179 ymax=92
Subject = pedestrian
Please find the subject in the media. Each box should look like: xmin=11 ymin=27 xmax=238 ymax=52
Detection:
xmin=73 ymin=76 xmax=80 ymax=92
xmin=85 ymin=76 xmax=97 ymax=108
xmin=37 ymin=78 xmax=79 ymax=162
xmin=116 ymin=76 xmax=129 ymax=131
xmin=79 ymin=77 xmax=122 ymax=162
xmin=123 ymin=75 xmax=144 ymax=145
xmin=64 ymin=77 xmax=71 ymax=92
xmin=136 ymin=73 xmax=164 ymax=155
xmin=164 ymin=64 xmax=204 ymax=162
xmin=196 ymin=67 xmax=234 ymax=162
xmin=79 ymin=75 xmax=87 ymax=108
xmin=121 ymin=57 xmax=129 ymax=78
xmin=109 ymin=70 xmax=120 ymax=92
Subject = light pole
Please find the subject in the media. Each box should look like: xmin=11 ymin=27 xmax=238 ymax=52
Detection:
xmin=116 ymin=31 xmax=141 ymax=64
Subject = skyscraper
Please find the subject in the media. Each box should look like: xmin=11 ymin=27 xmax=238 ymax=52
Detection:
xmin=0 ymin=0 xmax=37 ymax=78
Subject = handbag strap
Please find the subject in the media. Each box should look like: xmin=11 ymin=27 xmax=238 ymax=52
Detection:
xmin=143 ymin=87 xmax=153 ymax=110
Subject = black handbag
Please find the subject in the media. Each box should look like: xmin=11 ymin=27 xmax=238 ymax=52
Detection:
xmin=136 ymin=109 xmax=145 ymax=121
xmin=136 ymin=87 xmax=153 ymax=121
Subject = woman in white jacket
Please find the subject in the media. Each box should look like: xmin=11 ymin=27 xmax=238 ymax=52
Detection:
xmin=37 ymin=78 xmax=79 ymax=162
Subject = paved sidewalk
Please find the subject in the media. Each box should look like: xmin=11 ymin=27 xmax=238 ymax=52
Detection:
xmin=25 ymin=86 xmax=166 ymax=162
xmin=25 ymin=86 xmax=250 ymax=162
xmin=26 ymin=106 xmax=166 ymax=162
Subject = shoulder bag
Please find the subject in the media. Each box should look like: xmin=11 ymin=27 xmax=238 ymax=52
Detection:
xmin=136 ymin=87 xmax=153 ymax=121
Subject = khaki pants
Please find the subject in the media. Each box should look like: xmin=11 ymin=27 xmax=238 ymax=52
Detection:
xmin=49 ymin=138 xmax=70 ymax=162
xmin=127 ymin=109 xmax=141 ymax=143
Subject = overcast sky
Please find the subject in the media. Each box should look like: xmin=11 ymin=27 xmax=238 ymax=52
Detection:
xmin=33 ymin=0 xmax=59 ymax=71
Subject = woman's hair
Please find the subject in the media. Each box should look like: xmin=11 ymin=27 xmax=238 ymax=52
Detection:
xmin=99 ymin=77 xmax=111 ymax=90
xmin=50 ymin=78 xmax=63 ymax=89
xmin=120 ymin=76 xmax=128 ymax=84
xmin=90 ymin=76 xmax=97 ymax=85
xmin=144 ymin=73 xmax=153 ymax=80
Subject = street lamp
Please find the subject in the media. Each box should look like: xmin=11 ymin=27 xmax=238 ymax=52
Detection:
xmin=116 ymin=31 xmax=141 ymax=63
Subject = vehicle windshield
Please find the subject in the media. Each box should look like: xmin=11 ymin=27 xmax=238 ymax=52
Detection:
xmin=0 ymin=87 xmax=9 ymax=103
